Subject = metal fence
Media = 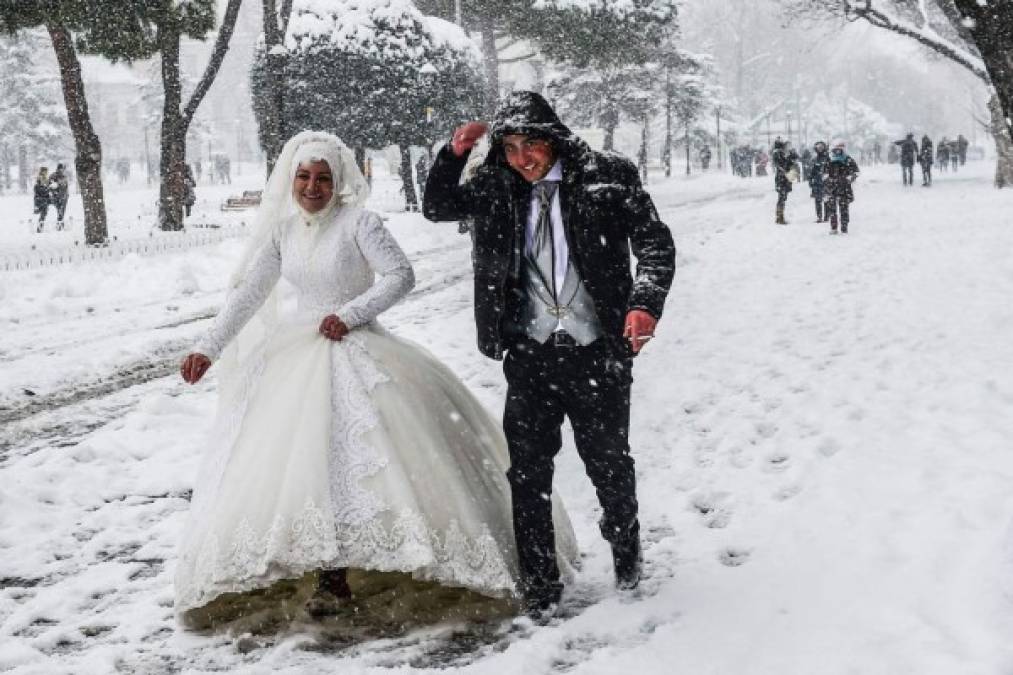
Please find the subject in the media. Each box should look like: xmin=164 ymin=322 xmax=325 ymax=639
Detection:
xmin=0 ymin=223 xmax=249 ymax=272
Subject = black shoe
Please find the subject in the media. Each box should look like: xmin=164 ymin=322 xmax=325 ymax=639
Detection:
xmin=841 ymin=225 xmax=848 ymax=234
xmin=612 ymin=539 xmax=643 ymax=590
xmin=306 ymin=569 xmax=352 ymax=618
xmin=521 ymin=581 xmax=562 ymax=620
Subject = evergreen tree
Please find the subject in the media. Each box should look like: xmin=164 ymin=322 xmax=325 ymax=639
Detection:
xmin=251 ymin=0 xmax=484 ymax=209
xmin=0 ymin=0 xmax=160 ymax=243
xmin=0 ymin=31 xmax=71 ymax=193
xmin=133 ymin=0 xmax=244 ymax=231
xmin=414 ymin=0 xmax=676 ymax=113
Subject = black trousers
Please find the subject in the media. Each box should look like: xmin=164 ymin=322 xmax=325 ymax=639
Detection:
xmin=825 ymin=195 xmax=849 ymax=227
xmin=503 ymin=337 xmax=638 ymax=601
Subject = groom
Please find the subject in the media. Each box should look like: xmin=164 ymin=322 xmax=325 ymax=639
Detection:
xmin=423 ymin=91 xmax=675 ymax=615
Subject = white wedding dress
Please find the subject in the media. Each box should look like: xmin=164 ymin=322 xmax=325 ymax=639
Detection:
xmin=174 ymin=206 xmax=578 ymax=615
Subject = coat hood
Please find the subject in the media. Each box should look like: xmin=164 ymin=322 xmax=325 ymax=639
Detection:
xmin=483 ymin=91 xmax=588 ymax=171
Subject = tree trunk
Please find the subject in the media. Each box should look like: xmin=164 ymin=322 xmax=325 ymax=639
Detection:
xmin=159 ymin=29 xmax=187 ymax=231
xmin=261 ymin=0 xmax=294 ymax=173
xmin=639 ymin=117 xmax=649 ymax=184
xmin=601 ymin=101 xmax=618 ymax=153
xmin=685 ymin=122 xmax=691 ymax=176
xmin=1 ymin=144 xmax=9 ymax=191
xmin=399 ymin=145 xmax=418 ymax=211
xmin=480 ymin=21 xmax=500 ymax=117
xmin=354 ymin=146 xmax=366 ymax=174
xmin=46 ymin=24 xmax=108 ymax=245
xmin=989 ymin=95 xmax=1013 ymax=189
xmin=952 ymin=0 xmax=1013 ymax=139
xmin=18 ymin=145 xmax=28 ymax=193
xmin=263 ymin=42 xmax=287 ymax=173
xmin=664 ymin=70 xmax=672 ymax=178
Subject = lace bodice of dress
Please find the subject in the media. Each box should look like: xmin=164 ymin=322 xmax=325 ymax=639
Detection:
xmin=197 ymin=208 xmax=414 ymax=360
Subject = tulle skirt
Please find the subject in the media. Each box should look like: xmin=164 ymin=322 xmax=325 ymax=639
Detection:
xmin=174 ymin=319 xmax=578 ymax=616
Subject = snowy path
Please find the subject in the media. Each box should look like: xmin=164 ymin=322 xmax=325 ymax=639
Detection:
xmin=2 ymin=163 xmax=1012 ymax=673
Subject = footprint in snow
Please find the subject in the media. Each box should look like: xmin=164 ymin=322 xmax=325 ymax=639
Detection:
xmin=690 ymin=493 xmax=732 ymax=529
xmin=719 ymin=547 xmax=752 ymax=567
xmin=764 ymin=453 xmax=791 ymax=472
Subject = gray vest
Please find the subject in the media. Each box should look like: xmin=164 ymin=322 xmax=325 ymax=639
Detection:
xmin=519 ymin=182 xmax=603 ymax=345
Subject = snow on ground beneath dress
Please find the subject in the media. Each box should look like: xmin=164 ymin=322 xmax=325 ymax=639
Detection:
xmin=1 ymin=161 xmax=1012 ymax=673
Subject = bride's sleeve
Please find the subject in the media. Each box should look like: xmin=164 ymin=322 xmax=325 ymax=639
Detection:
xmin=337 ymin=212 xmax=415 ymax=328
xmin=195 ymin=234 xmax=282 ymax=360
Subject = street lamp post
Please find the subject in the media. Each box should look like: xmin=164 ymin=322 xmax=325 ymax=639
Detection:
xmin=235 ymin=118 xmax=242 ymax=177
xmin=420 ymin=62 xmax=438 ymax=143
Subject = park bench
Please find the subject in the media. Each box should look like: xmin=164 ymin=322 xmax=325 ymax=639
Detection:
xmin=221 ymin=190 xmax=262 ymax=211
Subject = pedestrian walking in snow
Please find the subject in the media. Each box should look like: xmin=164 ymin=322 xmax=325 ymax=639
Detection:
xmin=33 ymin=167 xmax=51 ymax=232
xmin=48 ymin=163 xmax=69 ymax=230
xmin=175 ymin=131 xmax=577 ymax=628
xmin=755 ymin=148 xmax=769 ymax=177
xmin=699 ymin=145 xmax=712 ymax=171
xmin=937 ymin=138 xmax=950 ymax=172
xmin=822 ymin=140 xmax=859 ymax=235
xmin=957 ymin=134 xmax=969 ymax=166
xmin=415 ymin=153 xmax=429 ymax=202
xmin=771 ymin=138 xmax=799 ymax=224
xmin=808 ymin=141 xmax=831 ymax=222
xmin=800 ymin=146 xmax=813 ymax=182
xmin=949 ymin=140 xmax=959 ymax=171
xmin=423 ymin=91 xmax=676 ymax=619
xmin=183 ymin=164 xmax=197 ymax=217
xmin=919 ymin=135 xmax=934 ymax=187
xmin=894 ymin=133 xmax=918 ymax=186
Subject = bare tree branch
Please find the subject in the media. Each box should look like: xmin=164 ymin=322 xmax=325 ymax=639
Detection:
xmin=498 ymin=52 xmax=538 ymax=64
xmin=846 ymin=0 xmax=988 ymax=81
xmin=183 ymin=0 xmax=244 ymax=124
xmin=279 ymin=0 xmax=294 ymax=35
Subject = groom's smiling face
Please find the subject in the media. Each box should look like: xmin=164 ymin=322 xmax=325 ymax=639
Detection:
xmin=502 ymin=134 xmax=556 ymax=183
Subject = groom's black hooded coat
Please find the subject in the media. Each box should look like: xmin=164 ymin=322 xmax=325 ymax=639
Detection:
xmin=423 ymin=92 xmax=676 ymax=360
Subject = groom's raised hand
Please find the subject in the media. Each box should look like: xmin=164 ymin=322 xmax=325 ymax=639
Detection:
xmin=451 ymin=122 xmax=488 ymax=158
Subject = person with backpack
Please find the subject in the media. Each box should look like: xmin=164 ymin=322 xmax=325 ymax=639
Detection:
xmin=822 ymin=140 xmax=860 ymax=235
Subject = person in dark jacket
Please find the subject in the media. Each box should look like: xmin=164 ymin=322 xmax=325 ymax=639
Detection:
xmin=957 ymin=134 xmax=969 ymax=166
xmin=821 ymin=139 xmax=859 ymax=234
xmin=33 ymin=166 xmax=51 ymax=232
xmin=936 ymin=137 xmax=950 ymax=172
xmin=699 ymin=145 xmax=712 ymax=170
xmin=799 ymin=146 xmax=813 ymax=182
xmin=422 ymin=91 xmax=675 ymax=617
xmin=894 ymin=133 xmax=918 ymax=185
xmin=808 ymin=141 xmax=831 ymax=222
xmin=183 ymin=164 xmax=197 ymax=217
xmin=771 ymin=138 xmax=799 ymax=224
xmin=48 ymin=163 xmax=70 ymax=230
xmin=918 ymin=135 xmax=934 ymax=186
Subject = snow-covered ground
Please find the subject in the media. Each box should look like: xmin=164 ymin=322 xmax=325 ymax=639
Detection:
xmin=1 ymin=159 xmax=1012 ymax=674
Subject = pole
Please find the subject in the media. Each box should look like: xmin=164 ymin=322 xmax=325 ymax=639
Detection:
xmin=685 ymin=121 xmax=691 ymax=176
xmin=664 ymin=67 xmax=672 ymax=178
xmin=766 ymin=115 xmax=771 ymax=147
xmin=716 ymin=106 xmax=722 ymax=170
xmin=455 ymin=0 xmax=463 ymax=25
xmin=144 ymin=125 xmax=151 ymax=185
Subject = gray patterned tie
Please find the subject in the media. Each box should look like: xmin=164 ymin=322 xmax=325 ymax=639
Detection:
xmin=528 ymin=180 xmax=560 ymax=307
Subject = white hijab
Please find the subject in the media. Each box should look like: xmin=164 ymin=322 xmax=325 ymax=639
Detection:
xmin=216 ymin=131 xmax=369 ymax=414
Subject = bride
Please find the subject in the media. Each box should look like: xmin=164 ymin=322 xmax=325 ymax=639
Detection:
xmin=174 ymin=131 xmax=577 ymax=625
